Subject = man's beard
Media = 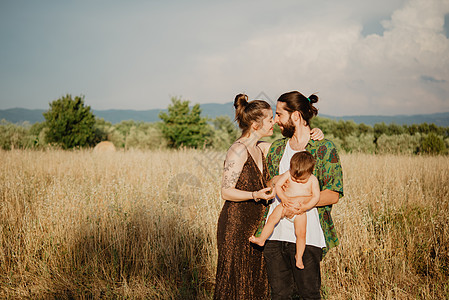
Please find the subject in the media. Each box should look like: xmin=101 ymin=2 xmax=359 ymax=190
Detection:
xmin=279 ymin=118 xmax=295 ymax=138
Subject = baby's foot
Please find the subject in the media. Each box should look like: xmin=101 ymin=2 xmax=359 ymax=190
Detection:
xmin=295 ymin=254 xmax=304 ymax=269
xmin=249 ymin=235 xmax=265 ymax=246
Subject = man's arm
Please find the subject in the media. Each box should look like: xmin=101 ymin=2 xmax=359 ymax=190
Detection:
xmin=317 ymin=189 xmax=339 ymax=206
xmin=316 ymin=141 xmax=343 ymax=206
xmin=287 ymin=185 xmax=339 ymax=206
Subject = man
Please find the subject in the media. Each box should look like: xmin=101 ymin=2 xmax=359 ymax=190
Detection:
xmin=260 ymin=91 xmax=343 ymax=299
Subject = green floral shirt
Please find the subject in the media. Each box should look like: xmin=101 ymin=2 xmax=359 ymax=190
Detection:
xmin=256 ymin=138 xmax=344 ymax=256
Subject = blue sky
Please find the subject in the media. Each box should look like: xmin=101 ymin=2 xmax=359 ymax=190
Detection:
xmin=1 ymin=0 xmax=448 ymax=116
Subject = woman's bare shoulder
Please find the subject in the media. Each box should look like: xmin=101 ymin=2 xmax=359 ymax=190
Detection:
xmin=225 ymin=142 xmax=248 ymax=162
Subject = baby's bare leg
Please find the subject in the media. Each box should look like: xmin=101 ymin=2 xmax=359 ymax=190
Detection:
xmin=249 ymin=205 xmax=283 ymax=246
xmin=294 ymin=213 xmax=307 ymax=269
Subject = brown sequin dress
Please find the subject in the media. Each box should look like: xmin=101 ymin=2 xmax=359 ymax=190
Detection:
xmin=214 ymin=150 xmax=270 ymax=300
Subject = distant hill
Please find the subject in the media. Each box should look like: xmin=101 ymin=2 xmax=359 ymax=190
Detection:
xmin=0 ymin=108 xmax=47 ymax=124
xmin=321 ymin=113 xmax=449 ymax=127
xmin=1 ymin=105 xmax=448 ymax=127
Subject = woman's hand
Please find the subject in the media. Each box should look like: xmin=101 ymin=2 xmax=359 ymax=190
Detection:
xmin=252 ymin=187 xmax=275 ymax=202
xmin=310 ymin=127 xmax=324 ymax=141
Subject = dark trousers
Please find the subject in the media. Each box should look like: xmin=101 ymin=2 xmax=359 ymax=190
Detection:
xmin=264 ymin=240 xmax=322 ymax=300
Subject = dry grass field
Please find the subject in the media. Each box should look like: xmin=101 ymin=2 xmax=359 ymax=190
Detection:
xmin=1 ymin=149 xmax=448 ymax=299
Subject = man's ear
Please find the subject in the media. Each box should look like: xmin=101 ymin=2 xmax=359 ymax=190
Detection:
xmin=291 ymin=111 xmax=300 ymax=122
xmin=291 ymin=111 xmax=306 ymax=126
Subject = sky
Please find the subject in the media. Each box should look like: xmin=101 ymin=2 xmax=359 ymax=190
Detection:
xmin=1 ymin=0 xmax=449 ymax=116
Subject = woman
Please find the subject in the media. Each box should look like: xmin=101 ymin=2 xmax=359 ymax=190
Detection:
xmin=214 ymin=94 xmax=323 ymax=300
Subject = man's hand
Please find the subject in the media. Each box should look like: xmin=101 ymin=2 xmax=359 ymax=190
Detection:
xmin=282 ymin=194 xmax=312 ymax=217
xmin=281 ymin=178 xmax=290 ymax=191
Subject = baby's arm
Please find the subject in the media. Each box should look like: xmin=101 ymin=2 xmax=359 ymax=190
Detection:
xmin=301 ymin=175 xmax=321 ymax=211
xmin=274 ymin=171 xmax=291 ymax=204
xmin=267 ymin=174 xmax=281 ymax=190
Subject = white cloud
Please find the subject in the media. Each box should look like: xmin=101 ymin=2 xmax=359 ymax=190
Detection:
xmin=1 ymin=0 xmax=448 ymax=115
xmin=186 ymin=0 xmax=449 ymax=116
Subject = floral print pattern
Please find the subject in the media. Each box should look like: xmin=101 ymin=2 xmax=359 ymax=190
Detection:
xmin=257 ymin=138 xmax=344 ymax=257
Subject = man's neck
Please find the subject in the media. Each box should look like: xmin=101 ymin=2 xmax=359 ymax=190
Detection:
xmin=289 ymin=126 xmax=311 ymax=151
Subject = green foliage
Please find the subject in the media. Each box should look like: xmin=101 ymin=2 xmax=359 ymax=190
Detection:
xmin=310 ymin=116 xmax=335 ymax=135
xmin=420 ymin=133 xmax=447 ymax=155
xmin=43 ymin=95 xmax=97 ymax=149
xmin=344 ymin=134 xmax=376 ymax=153
xmin=0 ymin=120 xmax=34 ymax=150
xmin=2 ymin=99 xmax=449 ymax=155
xmin=334 ymin=120 xmax=357 ymax=140
xmin=358 ymin=123 xmax=373 ymax=136
xmin=376 ymin=133 xmax=421 ymax=154
xmin=28 ymin=121 xmax=49 ymax=148
xmin=210 ymin=115 xmax=239 ymax=150
xmin=126 ymin=122 xmax=167 ymax=150
xmin=93 ymin=118 xmax=113 ymax=144
xmin=311 ymin=118 xmax=376 ymax=153
xmin=159 ymin=97 xmax=212 ymax=148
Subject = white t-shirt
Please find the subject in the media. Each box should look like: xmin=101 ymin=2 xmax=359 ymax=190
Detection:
xmin=266 ymin=140 xmax=326 ymax=248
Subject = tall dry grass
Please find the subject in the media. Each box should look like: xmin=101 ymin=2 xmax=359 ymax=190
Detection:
xmin=324 ymin=154 xmax=449 ymax=299
xmin=0 ymin=150 xmax=448 ymax=299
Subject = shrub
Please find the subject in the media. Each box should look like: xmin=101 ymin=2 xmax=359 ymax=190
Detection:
xmin=420 ymin=133 xmax=447 ymax=155
xmin=126 ymin=123 xmax=167 ymax=150
xmin=343 ymin=134 xmax=376 ymax=153
xmin=0 ymin=120 xmax=33 ymax=150
xmin=376 ymin=133 xmax=421 ymax=154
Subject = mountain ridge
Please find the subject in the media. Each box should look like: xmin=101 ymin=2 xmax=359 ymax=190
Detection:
xmin=1 ymin=104 xmax=448 ymax=127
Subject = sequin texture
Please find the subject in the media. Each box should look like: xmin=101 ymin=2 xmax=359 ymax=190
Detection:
xmin=214 ymin=150 xmax=270 ymax=300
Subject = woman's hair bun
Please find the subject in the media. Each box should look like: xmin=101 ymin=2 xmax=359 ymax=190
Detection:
xmin=232 ymin=94 xmax=271 ymax=136
xmin=234 ymin=94 xmax=249 ymax=110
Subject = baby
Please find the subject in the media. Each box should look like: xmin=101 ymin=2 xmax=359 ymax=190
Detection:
xmin=250 ymin=151 xmax=320 ymax=269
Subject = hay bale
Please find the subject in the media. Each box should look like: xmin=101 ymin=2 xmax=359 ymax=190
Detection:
xmin=93 ymin=141 xmax=116 ymax=153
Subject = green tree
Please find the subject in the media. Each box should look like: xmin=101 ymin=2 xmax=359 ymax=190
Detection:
xmin=210 ymin=115 xmax=239 ymax=150
xmin=357 ymin=123 xmax=373 ymax=136
xmin=159 ymin=97 xmax=212 ymax=148
xmin=334 ymin=120 xmax=357 ymax=140
xmin=405 ymin=124 xmax=419 ymax=135
xmin=420 ymin=133 xmax=446 ymax=155
xmin=310 ymin=116 xmax=335 ymax=135
xmin=374 ymin=122 xmax=388 ymax=143
xmin=93 ymin=118 xmax=114 ymax=144
xmin=418 ymin=123 xmax=430 ymax=134
xmin=387 ymin=123 xmax=405 ymax=135
xmin=43 ymin=94 xmax=97 ymax=149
